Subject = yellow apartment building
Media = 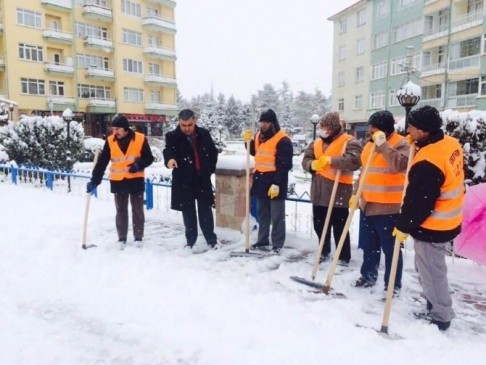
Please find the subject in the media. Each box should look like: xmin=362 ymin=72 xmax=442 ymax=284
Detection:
xmin=0 ymin=0 xmax=177 ymax=137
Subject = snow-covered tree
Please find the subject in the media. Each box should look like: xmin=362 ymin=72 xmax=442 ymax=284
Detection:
xmin=224 ymin=96 xmax=243 ymax=137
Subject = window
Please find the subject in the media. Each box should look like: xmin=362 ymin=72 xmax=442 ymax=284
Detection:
xmin=393 ymin=18 xmax=422 ymax=43
xmin=338 ymin=72 xmax=345 ymax=87
xmin=147 ymin=7 xmax=159 ymax=17
xmin=121 ymin=0 xmax=141 ymax=17
xmin=480 ymin=76 xmax=486 ymax=95
xmin=124 ymin=87 xmax=144 ymax=102
xmin=356 ymin=67 xmax=364 ymax=82
xmin=357 ymin=38 xmax=365 ymax=54
xmin=340 ymin=19 xmax=347 ymax=34
xmin=149 ymin=63 xmax=161 ymax=75
xmin=150 ymin=90 xmax=161 ymax=102
xmin=78 ymin=84 xmax=111 ymax=99
xmin=377 ymin=0 xmax=390 ymax=17
xmin=148 ymin=35 xmax=160 ymax=47
xmin=467 ymin=0 xmax=483 ymax=13
xmin=357 ymin=9 xmax=366 ymax=27
xmin=371 ymin=61 xmax=387 ymax=80
xmin=77 ymin=54 xmax=109 ymax=69
xmin=399 ymin=0 xmax=419 ymax=7
xmin=370 ymin=92 xmax=385 ymax=108
xmin=371 ymin=32 xmax=388 ymax=50
xmin=16 ymin=8 xmax=42 ymax=29
xmin=450 ymin=37 xmax=481 ymax=59
xmin=18 ymin=44 xmax=44 ymax=62
xmin=389 ymin=90 xmax=400 ymax=106
xmin=21 ymin=78 xmax=45 ymax=95
xmin=354 ymin=95 xmax=363 ymax=110
xmin=123 ymin=59 xmax=143 ymax=74
xmin=448 ymin=78 xmax=478 ymax=96
xmin=122 ymin=29 xmax=142 ymax=46
xmin=338 ymin=98 xmax=344 ymax=112
xmin=75 ymin=22 xmax=109 ymax=39
xmin=49 ymin=81 xmax=65 ymax=96
xmin=339 ymin=45 xmax=346 ymax=60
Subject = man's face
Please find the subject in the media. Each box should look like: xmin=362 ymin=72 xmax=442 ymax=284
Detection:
xmin=112 ymin=127 xmax=128 ymax=139
xmin=406 ymin=124 xmax=428 ymax=142
xmin=179 ymin=117 xmax=196 ymax=136
xmin=259 ymin=120 xmax=272 ymax=132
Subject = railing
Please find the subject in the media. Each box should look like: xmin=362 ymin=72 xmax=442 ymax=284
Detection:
xmin=423 ymin=23 xmax=448 ymax=38
xmin=451 ymin=10 xmax=482 ymax=32
xmin=447 ymin=94 xmax=477 ymax=108
xmin=418 ymin=98 xmax=442 ymax=109
xmin=420 ymin=62 xmax=446 ymax=76
xmin=448 ymin=54 xmax=480 ymax=71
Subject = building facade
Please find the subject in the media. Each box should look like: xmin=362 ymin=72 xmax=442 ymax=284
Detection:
xmin=0 ymin=0 xmax=177 ymax=137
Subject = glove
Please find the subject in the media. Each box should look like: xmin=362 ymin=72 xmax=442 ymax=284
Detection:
xmin=243 ymin=129 xmax=252 ymax=143
xmin=128 ymin=163 xmax=140 ymax=173
xmin=349 ymin=195 xmax=358 ymax=208
xmin=311 ymin=156 xmax=331 ymax=171
xmin=86 ymin=181 xmax=98 ymax=197
xmin=372 ymin=131 xmax=386 ymax=147
xmin=405 ymin=134 xmax=415 ymax=145
xmin=392 ymin=227 xmax=409 ymax=243
xmin=268 ymin=184 xmax=279 ymax=199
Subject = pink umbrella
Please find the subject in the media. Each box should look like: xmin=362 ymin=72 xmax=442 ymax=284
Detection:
xmin=454 ymin=183 xmax=486 ymax=265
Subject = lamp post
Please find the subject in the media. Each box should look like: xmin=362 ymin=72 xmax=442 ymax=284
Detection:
xmin=310 ymin=114 xmax=320 ymax=140
xmin=396 ymin=80 xmax=421 ymax=130
xmin=62 ymin=108 xmax=73 ymax=193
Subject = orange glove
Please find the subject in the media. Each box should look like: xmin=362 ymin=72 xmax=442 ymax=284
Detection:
xmin=311 ymin=156 xmax=331 ymax=171
xmin=349 ymin=195 xmax=358 ymax=208
xmin=243 ymin=129 xmax=252 ymax=143
xmin=268 ymin=184 xmax=279 ymax=199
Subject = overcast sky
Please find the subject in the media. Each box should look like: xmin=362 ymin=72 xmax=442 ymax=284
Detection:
xmin=175 ymin=0 xmax=359 ymax=103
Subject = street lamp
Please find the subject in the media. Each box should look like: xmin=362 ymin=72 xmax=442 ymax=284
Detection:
xmin=310 ymin=114 xmax=320 ymax=140
xmin=396 ymin=80 xmax=421 ymax=130
xmin=62 ymin=108 xmax=74 ymax=193
xmin=218 ymin=124 xmax=222 ymax=143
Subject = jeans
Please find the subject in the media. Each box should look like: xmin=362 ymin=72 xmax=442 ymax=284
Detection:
xmin=182 ymin=198 xmax=217 ymax=246
xmin=359 ymin=213 xmax=402 ymax=289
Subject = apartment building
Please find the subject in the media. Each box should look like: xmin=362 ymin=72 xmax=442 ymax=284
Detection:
xmin=329 ymin=0 xmax=486 ymax=138
xmin=0 ymin=0 xmax=177 ymax=137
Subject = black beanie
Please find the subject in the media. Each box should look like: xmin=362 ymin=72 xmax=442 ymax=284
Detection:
xmin=259 ymin=109 xmax=278 ymax=124
xmin=112 ymin=114 xmax=130 ymax=131
xmin=368 ymin=110 xmax=395 ymax=136
xmin=408 ymin=106 xmax=443 ymax=133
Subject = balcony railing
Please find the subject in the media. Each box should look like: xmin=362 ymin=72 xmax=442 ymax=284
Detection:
xmin=46 ymin=95 xmax=76 ymax=108
xmin=420 ymin=62 xmax=446 ymax=77
xmin=85 ymin=98 xmax=116 ymax=107
xmin=41 ymin=0 xmax=72 ymax=12
xmin=452 ymin=10 xmax=482 ymax=33
xmin=142 ymin=16 xmax=176 ymax=34
xmin=423 ymin=23 xmax=448 ymax=41
xmin=448 ymin=54 xmax=480 ymax=71
xmin=143 ymin=46 xmax=177 ymax=61
xmin=85 ymin=67 xmax=115 ymax=80
xmin=82 ymin=3 xmax=113 ymax=22
xmin=84 ymin=36 xmax=114 ymax=52
xmin=448 ymin=94 xmax=477 ymax=108
xmin=418 ymin=98 xmax=442 ymax=109
xmin=143 ymin=74 xmax=177 ymax=87
xmin=43 ymin=28 xmax=73 ymax=44
xmin=44 ymin=61 xmax=75 ymax=75
xmin=143 ymin=0 xmax=176 ymax=8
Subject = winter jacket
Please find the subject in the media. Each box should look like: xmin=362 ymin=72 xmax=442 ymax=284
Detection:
xmin=248 ymin=131 xmax=293 ymax=200
xmin=354 ymin=132 xmax=409 ymax=216
xmin=163 ymin=125 xmax=218 ymax=211
xmin=396 ymin=130 xmax=464 ymax=243
xmin=91 ymin=129 xmax=154 ymax=194
xmin=302 ymin=129 xmax=362 ymax=207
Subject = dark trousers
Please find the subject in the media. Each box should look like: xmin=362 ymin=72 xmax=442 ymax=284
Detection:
xmin=182 ymin=198 xmax=217 ymax=246
xmin=313 ymin=205 xmax=351 ymax=263
xmin=256 ymin=198 xmax=286 ymax=249
xmin=114 ymin=192 xmax=145 ymax=240
xmin=359 ymin=213 xmax=402 ymax=289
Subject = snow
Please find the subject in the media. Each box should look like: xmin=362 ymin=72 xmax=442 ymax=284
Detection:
xmin=1 ymin=178 xmax=486 ymax=364
xmin=396 ymin=80 xmax=422 ymax=98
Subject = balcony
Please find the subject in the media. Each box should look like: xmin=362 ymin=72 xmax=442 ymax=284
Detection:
xmin=85 ymin=67 xmax=115 ymax=81
xmin=84 ymin=36 xmax=114 ymax=52
xmin=448 ymin=54 xmax=480 ymax=71
xmin=420 ymin=62 xmax=446 ymax=77
xmin=452 ymin=10 xmax=482 ymax=33
xmin=82 ymin=3 xmax=113 ymax=23
xmin=143 ymin=46 xmax=177 ymax=61
xmin=144 ymin=102 xmax=177 ymax=116
xmin=143 ymin=74 xmax=177 ymax=88
xmin=142 ymin=16 xmax=176 ymax=35
xmin=41 ymin=0 xmax=72 ymax=12
xmin=85 ymin=98 xmax=116 ymax=113
xmin=43 ymin=28 xmax=73 ymax=45
xmin=423 ymin=23 xmax=448 ymax=42
xmin=448 ymin=94 xmax=477 ymax=108
xmin=0 ymin=56 xmax=5 ymax=71
xmin=418 ymin=98 xmax=443 ymax=109
xmin=46 ymin=96 xmax=76 ymax=111
xmin=144 ymin=0 xmax=176 ymax=8
xmin=44 ymin=61 xmax=75 ymax=76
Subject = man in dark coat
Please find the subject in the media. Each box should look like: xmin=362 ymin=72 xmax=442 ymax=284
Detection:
xmin=244 ymin=109 xmax=293 ymax=254
xmin=163 ymin=109 xmax=219 ymax=249
xmin=87 ymin=114 xmax=154 ymax=249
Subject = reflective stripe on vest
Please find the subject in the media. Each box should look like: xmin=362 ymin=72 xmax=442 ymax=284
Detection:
xmin=314 ymin=134 xmax=354 ymax=184
xmin=108 ymin=132 xmax=145 ymax=181
xmin=412 ymin=135 xmax=464 ymax=231
xmin=361 ymin=134 xmax=406 ymax=204
xmin=254 ymin=130 xmax=288 ymax=173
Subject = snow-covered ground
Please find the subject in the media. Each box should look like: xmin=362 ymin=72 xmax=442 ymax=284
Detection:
xmin=1 ymin=181 xmax=485 ymax=364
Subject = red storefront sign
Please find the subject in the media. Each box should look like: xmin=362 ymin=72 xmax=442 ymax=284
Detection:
xmin=124 ymin=114 xmax=166 ymax=123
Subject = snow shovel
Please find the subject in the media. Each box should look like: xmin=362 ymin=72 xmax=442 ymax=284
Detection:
xmin=379 ymin=142 xmax=415 ymax=336
xmin=230 ymin=139 xmax=266 ymax=259
xmin=321 ymin=142 xmax=377 ymax=295
xmin=290 ymin=141 xmax=349 ymax=289
xmin=82 ymin=149 xmax=100 ymax=250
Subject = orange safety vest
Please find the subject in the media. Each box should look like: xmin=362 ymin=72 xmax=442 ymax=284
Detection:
xmin=413 ymin=135 xmax=464 ymax=231
xmin=254 ymin=130 xmax=288 ymax=173
xmin=108 ymin=132 xmax=145 ymax=180
xmin=360 ymin=133 xmax=406 ymax=204
xmin=314 ymin=134 xmax=354 ymax=184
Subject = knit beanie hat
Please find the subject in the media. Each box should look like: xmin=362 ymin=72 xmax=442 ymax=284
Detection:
xmin=368 ymin=110 xmax=395 ymax=136
xmin=111 ymin=114 xmax=130 ymax=131
xmin=319 ymin=112 xmax=341 ymax=132
xmin=259 ymin=109 xmax=278 ymax=124
xmin=407 ymin=106 xmax=443 ymax=133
